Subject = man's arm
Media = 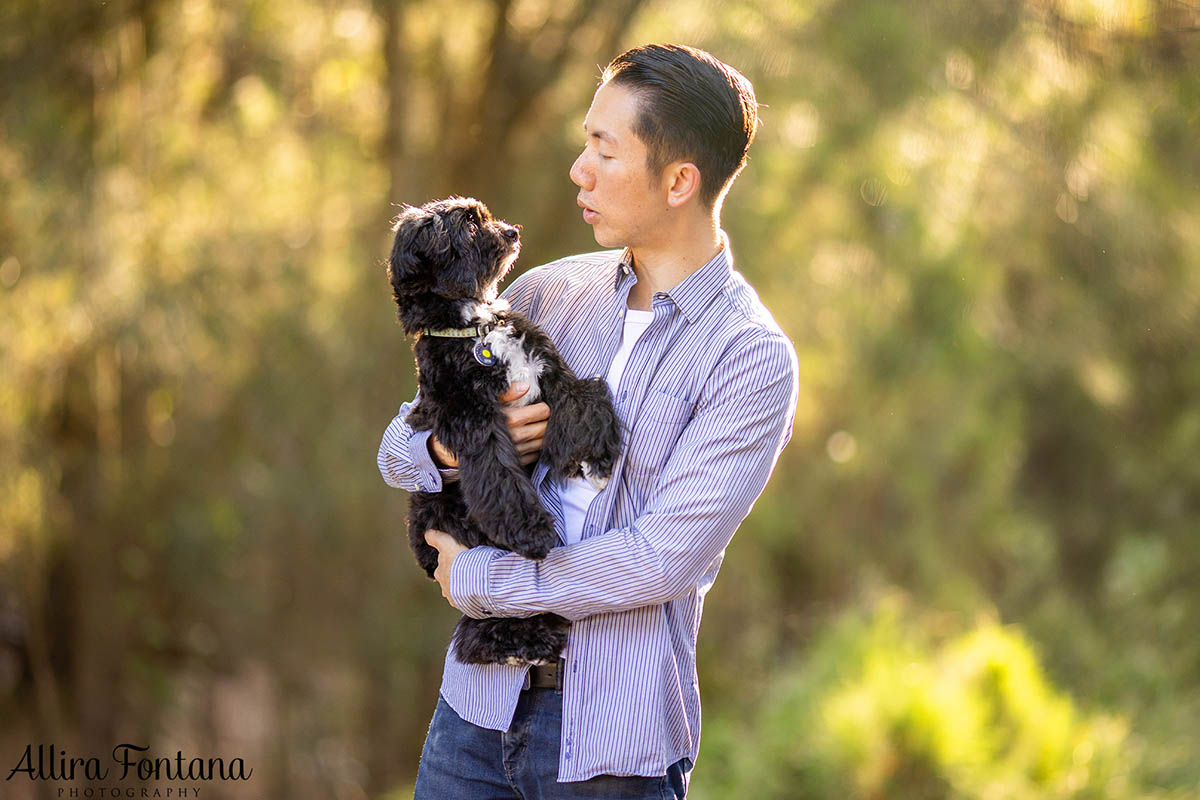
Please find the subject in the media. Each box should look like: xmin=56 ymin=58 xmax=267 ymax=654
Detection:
xmin=376 ymin=264 xmax=547 ymax=493
xmin=377 ymin=388 xmax=462 ymax=492
xmin=448 ymin=332 xmax=799 ymax=622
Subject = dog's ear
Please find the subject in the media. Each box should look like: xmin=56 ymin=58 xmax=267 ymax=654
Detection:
xmin=387 ymin=205 xmax=449 ymax=291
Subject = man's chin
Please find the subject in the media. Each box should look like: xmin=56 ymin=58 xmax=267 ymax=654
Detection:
xmin=590 ymin=226 xmax=621 ymax=249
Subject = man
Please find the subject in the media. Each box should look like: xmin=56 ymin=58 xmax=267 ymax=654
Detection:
xmin=378 ymin=43 xmax=798 ymax=799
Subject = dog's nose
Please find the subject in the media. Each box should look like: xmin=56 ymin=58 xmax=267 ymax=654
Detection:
xmin=503 ymin=225 xmax=521 ymax=241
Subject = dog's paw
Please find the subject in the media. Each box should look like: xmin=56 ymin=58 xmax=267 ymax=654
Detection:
xmin=518 ymin=540 xmax=554 ymax=560
xmin=503 ymin=510 xmax=558 ymax=560
xmin=581 ymin=460 xmax=610 ymax=491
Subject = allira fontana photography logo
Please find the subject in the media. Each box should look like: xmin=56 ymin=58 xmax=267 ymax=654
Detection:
xmin=7 ymin=743 xmax=252 ymax=793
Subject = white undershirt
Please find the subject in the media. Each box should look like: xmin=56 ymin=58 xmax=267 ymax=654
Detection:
xmin=560 ymin=307 xmax=655 ymax=545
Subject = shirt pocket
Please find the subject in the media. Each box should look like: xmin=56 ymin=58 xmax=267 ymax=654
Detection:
xmin=624 ymin=389 xmax=696 ymax=477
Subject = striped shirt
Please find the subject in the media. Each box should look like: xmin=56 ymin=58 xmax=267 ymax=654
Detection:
xmin=377 ymin=230 xmax=798 ymax=782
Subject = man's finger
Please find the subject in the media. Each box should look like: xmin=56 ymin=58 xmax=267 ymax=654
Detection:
xmin=498 ymin=382 xmax=530 ymax=404
xmin=505 ymin=402 xmax=551 ymax=427
xmin=509 ymin=420 xmax=548 ymax=444
xmin=515 ymin=437 xmax=543 ymax=455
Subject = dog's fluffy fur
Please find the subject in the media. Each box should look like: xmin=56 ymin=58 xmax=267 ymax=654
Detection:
xmin=387 ymin=195 xmax=622 ymax=666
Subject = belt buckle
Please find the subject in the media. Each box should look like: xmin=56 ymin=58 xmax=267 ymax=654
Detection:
xmin=525 ymin=658 xmax=562 ymax=691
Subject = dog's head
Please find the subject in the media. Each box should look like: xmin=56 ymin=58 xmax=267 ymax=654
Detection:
xmin=387 ymin=196 xmax=522 ymax=315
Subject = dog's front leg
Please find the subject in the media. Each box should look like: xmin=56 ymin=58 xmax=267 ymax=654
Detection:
xmin=532 ymin=351 xmax=624 ymax=489
xmin=438 ymin=412 xmax=559 ymax=559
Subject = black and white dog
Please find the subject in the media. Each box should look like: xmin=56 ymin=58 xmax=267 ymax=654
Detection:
xmin=387 ymin=195 xmax=622 ymax=666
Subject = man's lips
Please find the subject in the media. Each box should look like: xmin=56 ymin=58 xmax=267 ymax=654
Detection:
xmin=578 ymin=199 xmax=599 ymax=223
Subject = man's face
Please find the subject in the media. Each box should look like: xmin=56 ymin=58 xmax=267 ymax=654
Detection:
xmin=570 ymin=81 xmax=666 ymax=249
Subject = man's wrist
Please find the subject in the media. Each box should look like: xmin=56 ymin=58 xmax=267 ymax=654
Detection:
xmin=449 ymin=546 xmax=504 ymax=618
xmin=427 ymin=436 xmax=449 ymax=468
xmin=428 ymin=434 xmax=462 ymax=471
xmin=406 ymin=429 xmax=460 ymax=489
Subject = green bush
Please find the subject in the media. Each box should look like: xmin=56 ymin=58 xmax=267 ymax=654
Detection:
xmin=697 ymin=592 xmax=1147 ymax=800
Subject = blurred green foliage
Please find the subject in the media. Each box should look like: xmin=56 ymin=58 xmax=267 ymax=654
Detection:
xmin=0 ymin=0 xmax=1197 ymax=797
xmin=699 ymin=590 xmax=1143 ymax=799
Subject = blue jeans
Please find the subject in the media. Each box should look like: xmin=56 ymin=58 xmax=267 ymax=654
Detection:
xmin=414 ymin=687 xmax=692 ymax=799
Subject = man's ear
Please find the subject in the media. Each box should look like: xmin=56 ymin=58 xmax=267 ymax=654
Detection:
xmin=664 ymin=161 xmax=703 ymax=208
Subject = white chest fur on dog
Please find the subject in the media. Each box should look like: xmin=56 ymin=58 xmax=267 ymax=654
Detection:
xmin=458 ymin=297 xmax=544 ymax=407
xmin=482 ymin=325 xmax=545 ymax=407
xmin=460 ymin=298 xmax=545 ymax=407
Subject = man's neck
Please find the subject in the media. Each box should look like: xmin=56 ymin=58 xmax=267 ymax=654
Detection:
xmin=625 ymin=215 xmax=724 ymax=311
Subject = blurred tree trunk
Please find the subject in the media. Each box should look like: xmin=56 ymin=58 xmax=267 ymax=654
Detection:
xmin=69 ymin=0 xmax=133 ymax=759
xmin=445 ymin=0 xmax=648 ymax=202
xmin=380 ymin=0 xmax=412 ymax=206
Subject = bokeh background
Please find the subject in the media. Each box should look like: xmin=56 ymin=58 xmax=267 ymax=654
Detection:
xmin=2 ymin=0 xmax=1198 ymax=797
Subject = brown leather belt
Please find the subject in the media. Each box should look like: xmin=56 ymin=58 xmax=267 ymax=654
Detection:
xmin=526 ymin=659 xmax=562 ymax=690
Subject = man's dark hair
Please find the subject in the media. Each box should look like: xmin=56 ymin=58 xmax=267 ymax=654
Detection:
xmin=600 ymin=43 xmax=759 ymax=211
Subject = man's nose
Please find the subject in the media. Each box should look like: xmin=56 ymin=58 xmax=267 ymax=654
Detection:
xmin=570 ymin=152 xmax=591 ymax=190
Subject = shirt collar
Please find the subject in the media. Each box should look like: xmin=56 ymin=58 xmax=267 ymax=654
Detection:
xmin=611 ymin=230 xmax=733 ymax=324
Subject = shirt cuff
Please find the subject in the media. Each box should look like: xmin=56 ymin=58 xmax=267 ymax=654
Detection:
xmin=449 ymin=546 xmax=504 ymax=619
xmin=409 ymin=429 xmax=459 ymax=489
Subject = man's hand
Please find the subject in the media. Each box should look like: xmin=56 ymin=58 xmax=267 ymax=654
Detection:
xmin=428 ymin=382 xmax=550 ymax=467
xmin=500 ymin=383 xmax=550 ymax=466
xmin=425 ymin=529 xmax=469 ymax=608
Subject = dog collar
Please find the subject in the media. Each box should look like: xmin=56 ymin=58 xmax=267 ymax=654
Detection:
xmin=419 ymin=323 xmax=494 ymax=339
xmin=416 ymin=323 xmax=500 ymax=367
